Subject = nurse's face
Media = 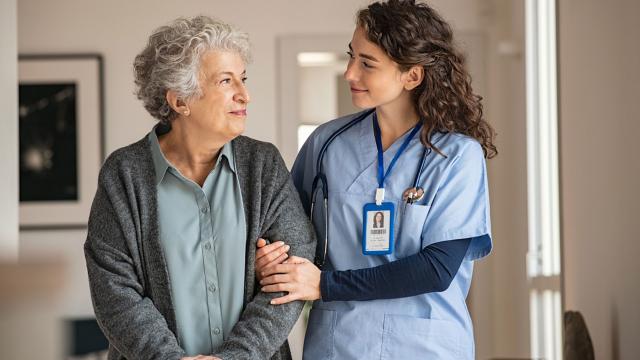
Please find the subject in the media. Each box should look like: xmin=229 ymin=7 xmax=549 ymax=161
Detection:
xmin=344 ymin=27 xmax=408 ymax=109
xmin=186 ymin=50 xmax=250 ymax=143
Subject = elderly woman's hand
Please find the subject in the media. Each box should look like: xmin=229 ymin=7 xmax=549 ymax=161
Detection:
xmin=259 ymin=256 xmax=321 ymax=305
xmin=255 ymin=238 xmax=290 ymax=281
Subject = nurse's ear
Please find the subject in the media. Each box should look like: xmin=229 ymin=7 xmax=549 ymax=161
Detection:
xmin=402 ymin=65 xmax=425 ymax=91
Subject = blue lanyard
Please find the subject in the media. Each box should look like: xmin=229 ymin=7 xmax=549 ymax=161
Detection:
xmin=372 ymin=112 xmax=423 ymax=191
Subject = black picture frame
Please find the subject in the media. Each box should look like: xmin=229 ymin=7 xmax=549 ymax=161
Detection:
xmin=18 ymin=54 xmax=105 ymax=230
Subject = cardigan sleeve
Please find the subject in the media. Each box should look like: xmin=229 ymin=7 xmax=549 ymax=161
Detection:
xmin=84 ymin=174 xmax=185 ymax=360
xmin=213 ymin=142 xmax=317 ymax=360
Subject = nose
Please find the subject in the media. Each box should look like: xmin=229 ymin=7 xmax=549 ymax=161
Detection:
xmin=234 ymin=81 xmax=250 ymax=104
xmin=344 ymin=58 xmax=358 ymax=82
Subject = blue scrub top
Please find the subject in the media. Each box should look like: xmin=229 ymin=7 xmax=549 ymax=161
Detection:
xmin=291 ymin=110 xmax=492 ymax=360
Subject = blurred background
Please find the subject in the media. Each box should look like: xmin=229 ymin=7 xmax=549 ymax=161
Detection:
xmin=1 ymin=0 xmax=638 ymax=359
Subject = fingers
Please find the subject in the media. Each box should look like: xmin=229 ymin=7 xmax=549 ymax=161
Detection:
xmin=255 ymin=243 xmax=290 ymax=270
xmin=283 ymin=255 xmax=309 ymax=264
xmin=260 ymin=273 xmax=291 ymax=285
xmin=264 ymin=252 xmax=289 ymax=269
xmin=270 ymin=293 xmax=299 ymax=305
xmin=256 ymin=241 xmax=286 ymax=260
xmin=255 ymin=252 xmax=288 ymax=281
xmin=256 ymin=238 xmax=267 ymax=248
xmin=260 ymin=263 xmax=296 ymax=278
xmin=261 ymin=282 xmax=294 ymax=293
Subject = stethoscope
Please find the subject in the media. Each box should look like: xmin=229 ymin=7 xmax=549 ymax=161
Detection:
xmin=310 ymin=108 xmax=432 ymax=267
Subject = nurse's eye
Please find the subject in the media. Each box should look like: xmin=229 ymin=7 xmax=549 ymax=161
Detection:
xmin=362 ymin=61 xmax=374 ymax=69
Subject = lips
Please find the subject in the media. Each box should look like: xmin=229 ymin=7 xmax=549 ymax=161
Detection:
xmin=350 ymin=87 xmax=367 ymax=93
xmin=229 ymin=109 xmax=247 ymax=116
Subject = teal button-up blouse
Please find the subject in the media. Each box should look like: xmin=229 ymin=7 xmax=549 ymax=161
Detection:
xmin=149 ymin=130 xmax=247 ymax=356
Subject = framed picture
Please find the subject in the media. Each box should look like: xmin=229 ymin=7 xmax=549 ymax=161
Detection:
xmin=18 ymin=54 xmax=104 ymax=230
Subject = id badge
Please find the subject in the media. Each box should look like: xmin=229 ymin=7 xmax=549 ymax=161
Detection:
xmin=362 ymin=202 xmax=395 ymax=255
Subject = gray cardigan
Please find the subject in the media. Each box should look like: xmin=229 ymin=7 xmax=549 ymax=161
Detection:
xmin=84 ymin=134 xmax=316 ymax=360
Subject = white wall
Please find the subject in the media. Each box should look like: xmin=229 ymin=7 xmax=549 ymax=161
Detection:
xmin=17 ymin=0 xmax=481 ymax=152
xmin=20 ymin=0 xmax=351 ymax=151
xmin=0 ymin=0 xmax=18 ymax=262
xmin=299 ymin=65 xmax=340 ymax=124
xmin=469 ymin=1 xmax=530 ymax=358
xmin=559 ymin=0 xmax=640 ymax=359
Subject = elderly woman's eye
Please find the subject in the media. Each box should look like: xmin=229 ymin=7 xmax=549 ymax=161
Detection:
xmin=242 ymin=77 xmax=248 ymax=83
xmin=220 ymin=78 xmax=231 ymax=85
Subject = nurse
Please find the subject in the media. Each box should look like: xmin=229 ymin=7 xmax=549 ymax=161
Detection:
xmin=257 ymin=0 xmax=497 ymax=358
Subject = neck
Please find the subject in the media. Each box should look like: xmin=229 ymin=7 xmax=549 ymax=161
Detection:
xmin=158 ymin=120 xmax=225 ymax=184
xmin=375 ymin=99 xmax=420 ymax=151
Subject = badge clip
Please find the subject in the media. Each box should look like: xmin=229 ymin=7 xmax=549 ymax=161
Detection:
xmin=375 ymin=188 xmax=385 ymax=205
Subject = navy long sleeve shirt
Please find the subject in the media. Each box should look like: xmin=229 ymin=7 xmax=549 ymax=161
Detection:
xmin=320 ymin=235 xmax=488 ymax=301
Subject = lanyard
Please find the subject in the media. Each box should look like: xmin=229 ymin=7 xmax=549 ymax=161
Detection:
xmin=372 ymin=112 xmax=422 ymax=204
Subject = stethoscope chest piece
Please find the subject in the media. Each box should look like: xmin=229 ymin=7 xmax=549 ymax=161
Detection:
xmin=403 ymin=187 xmax=425 ymax=204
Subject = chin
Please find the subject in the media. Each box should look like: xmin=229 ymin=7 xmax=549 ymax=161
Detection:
xmin=230 ymin=125 xmax=246 ymax=138
xmin=227 ymin=117 xmax=246 ymax=134
xmin=351 ymin=93 xmax=379 ymax=110
xmin=351 ymin=98 xmax=370 ymax=109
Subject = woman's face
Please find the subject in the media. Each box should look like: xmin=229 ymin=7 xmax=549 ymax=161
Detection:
xmin=344 ymin=27 xmax=408 ymax=110
xmin=375 ymin=212 xmax=383 ymax=222
xmin=186 ymin=50 xmax=250 ymax=143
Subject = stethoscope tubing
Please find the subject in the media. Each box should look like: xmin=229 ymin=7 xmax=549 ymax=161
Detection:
xmin=310 ymin=108 xmax=430 ymax=267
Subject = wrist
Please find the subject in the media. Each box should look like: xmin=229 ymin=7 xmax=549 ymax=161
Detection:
xmin=319 ymin=270 xmax=330 ymax=301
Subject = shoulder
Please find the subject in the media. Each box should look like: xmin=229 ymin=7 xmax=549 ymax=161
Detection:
xmin=432 ymin=133 xmax=486 ymax=183
xmin=300 ymin=109 xmax=373 ymax=156
xmin=434 ymin=132 xmax=484 ymax=163
xmin=231 ymin=135 xmax=288 ymax=178
xmin=232 ymin=135 xmax=281 ymax=162
xmin=311 ymin=109 xmax=371 ymax=140
xmin=231 ymin=136 xmax=292 ymax=195
xmin=99 ymin=136 xmax=153 ymax=184
xmin=232 ymin=135 xmax=277 ymax=152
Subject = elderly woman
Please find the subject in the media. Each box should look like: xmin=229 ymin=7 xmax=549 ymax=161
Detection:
xmin=84 ymin=16 xmax=315 ymax=360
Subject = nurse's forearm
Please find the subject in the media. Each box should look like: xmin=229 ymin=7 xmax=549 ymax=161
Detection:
xmin=320 ymin=236 xmax=479 ymax=301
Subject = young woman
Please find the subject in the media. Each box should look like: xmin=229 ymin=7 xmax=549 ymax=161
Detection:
xmin=256 ymin=1 xmax=496 ymax=358
xmin=373 ymin=211 xmax=385 ymax=228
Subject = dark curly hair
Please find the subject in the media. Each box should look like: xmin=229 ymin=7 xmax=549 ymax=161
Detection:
xmin=357 ymin=0 xmax=497 ymax=158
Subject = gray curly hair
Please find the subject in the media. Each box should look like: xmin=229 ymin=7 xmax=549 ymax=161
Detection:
xmin=134 ymin=15 xmax=251 ymax=123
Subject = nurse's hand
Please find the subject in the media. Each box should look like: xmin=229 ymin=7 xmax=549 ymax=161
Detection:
xmin=255 ymin=238 xmax=290 ymax=281
xmin=259 ymin=256 xmax=321 ymax=305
